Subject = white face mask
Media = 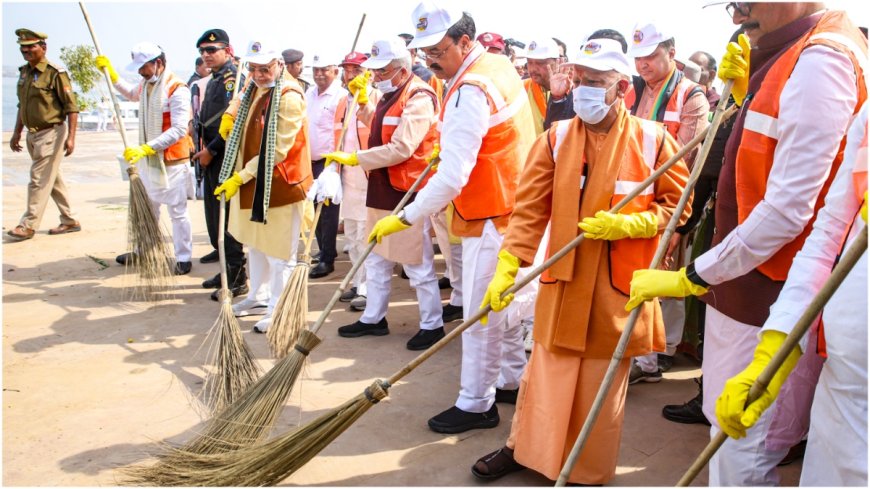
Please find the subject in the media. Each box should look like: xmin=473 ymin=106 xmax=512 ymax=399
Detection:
xmin=373 ymin=69 xmax=401 ymax=94
xmin=147 ymin=74 xmax=159 ymax=84
xmin=572 ymin=81 xmax=619 ymax=125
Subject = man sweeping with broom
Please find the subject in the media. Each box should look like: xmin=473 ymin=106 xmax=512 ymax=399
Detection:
xmin=470 ymin=39 xmax=691 ymax=485
xmin=214 ymin=41 xmax=312 ymax=334
xmin=95 ymin=43 xmax=194 ymax=276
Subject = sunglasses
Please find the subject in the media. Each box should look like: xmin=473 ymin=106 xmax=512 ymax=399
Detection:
xmin=198 ymin=46 xmax=225 ymax=55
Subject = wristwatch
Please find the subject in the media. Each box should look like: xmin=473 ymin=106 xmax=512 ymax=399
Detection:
xmin=685 ymin=262 xmax=710 ymax=288
xmin=397 ymin=210 xmax=411 ymax=226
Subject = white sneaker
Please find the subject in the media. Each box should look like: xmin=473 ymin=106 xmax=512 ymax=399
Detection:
xmin=232 ymin=298 xmax=269 ymax=318
xmin=349 ymin=295 xmax=367 ymax=311
xmin=253 ymin=314 xmax=273 ymax=334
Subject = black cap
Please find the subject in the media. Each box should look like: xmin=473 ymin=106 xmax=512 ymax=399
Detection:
xmin=197 ymin=29 xmax=229 ymax=47
xmin=282 ymin=48 xmax=304 ymax=64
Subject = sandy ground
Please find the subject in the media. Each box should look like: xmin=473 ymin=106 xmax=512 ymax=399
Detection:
xmin=2 ymin=131 xmax=802 ymax=486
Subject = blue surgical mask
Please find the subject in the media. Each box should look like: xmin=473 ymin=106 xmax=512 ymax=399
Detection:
xmin=572 ymin=81 xmax=619 ymax=124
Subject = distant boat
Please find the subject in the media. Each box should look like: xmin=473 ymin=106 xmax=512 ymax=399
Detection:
xmin=78 ymin=101 xmax=139 ymax=131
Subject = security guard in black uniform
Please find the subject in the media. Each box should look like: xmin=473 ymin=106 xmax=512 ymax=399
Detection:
xmin=191 ymin=29 xmax=247 ymax=300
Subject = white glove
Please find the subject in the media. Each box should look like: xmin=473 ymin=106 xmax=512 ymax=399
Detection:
xmin=315 ymin=167 xmax=342 ymax=204
xmin=306 ymin=178 xmax=320 ymax=202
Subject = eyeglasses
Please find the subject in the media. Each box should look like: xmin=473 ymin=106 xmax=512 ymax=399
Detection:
xmin=198 ymin=46 xmax=225 ymax=55
xmin=421 ymin=41 xmax=456 ymax=60
xmin=372 ymin=66 xmax=398 ymax=77
xmin=248 ymin=63 xmax=276 ymax=75
xmin=725 ymin=2 xmax=751 ymax=17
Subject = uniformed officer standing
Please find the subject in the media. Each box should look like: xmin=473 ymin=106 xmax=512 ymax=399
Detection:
xmin=8 ymin=28 xmax=80 ymax=241
xmin=191 ymin=29 xmax=248 ymax=300
xmin=282 ymin=49 xmax=310 ymax=92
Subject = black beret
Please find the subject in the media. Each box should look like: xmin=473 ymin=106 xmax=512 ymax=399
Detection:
xmin=197 ymin=29 xmax=229 ymax=47
xmin=282 ymin=48 xmax=304 ymax=64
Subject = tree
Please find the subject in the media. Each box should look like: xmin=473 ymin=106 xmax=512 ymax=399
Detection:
xmin=59 ymin=44 xmax=100 ymax=112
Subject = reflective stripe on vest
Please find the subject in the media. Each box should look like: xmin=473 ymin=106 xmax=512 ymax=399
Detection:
xmin=439 ymin=52 xmax=535 ymax=223
xmin=542 ymin=117 xmax=663 ymax=292
xmin=333 ymin=95 xmax=370 ymax=151
xmin=736 ymin=10 xmax=867 ymax=281
xmin=376 ymin=75 xmax=439 ymax=192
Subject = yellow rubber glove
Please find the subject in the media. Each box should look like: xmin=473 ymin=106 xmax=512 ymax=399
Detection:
xmin=716 ymin=330 xmax=802 ymax=439
xmin=479 ymin=250 xmax=521 ymax=325
xmin=579 ymin=210 xmax=658 ymax=241
xmin=214 ymin=172 xmax=244 ymax=200
xmin=123 ymin=144 xmax=156 ymax=164
xmin=718 ymin=33 xmax=751 ymax=106
xmin=348 ymin=71 xmax=372 ymax=105
xmin=368 ymin=215 xmax=410 ymax=244
xmin=861 ymin=190 xmax=867 ymax=223
xmin=625 ymin=266 xmax=709 ymax=311
xmin=95 ymin=55 xmax=119 ymax=84
xmin=427 ymin=143 xmax=441 ymax=171
xmin=324 ymin=151 xmax=359 ymax=167
xmin=218 ymin=113 xmax=235 ymax=140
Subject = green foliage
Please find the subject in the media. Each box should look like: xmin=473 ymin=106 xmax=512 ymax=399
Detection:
xmin=59 ymin=45 xmax=99 ymax=111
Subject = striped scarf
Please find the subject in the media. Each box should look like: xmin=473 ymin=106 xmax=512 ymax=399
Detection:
xmin=219 ymin=74 xmax=282 ymax=223
xmin=139 ymin=69 xmax=171 ymax=188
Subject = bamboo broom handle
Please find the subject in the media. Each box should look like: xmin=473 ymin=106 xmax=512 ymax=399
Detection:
xmin=677 ymin=225 xmax=867 ymax=486
xmin=555 ymin=80 xmax=736 ymax=486
xmin=78 ymin=2 xmax=129 ymax=148
xmin=385 ymin=102 xmax=736 ymax=388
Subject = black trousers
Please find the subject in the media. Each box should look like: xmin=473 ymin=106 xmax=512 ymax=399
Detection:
xmin=203 ymin=155 xmax=245 ymax=267
xmin=311 ymin=158 xmax=340 ymax=265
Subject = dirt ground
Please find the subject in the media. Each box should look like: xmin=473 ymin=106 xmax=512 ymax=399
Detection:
xmin=2 ymin=131 xmax=802 ymax=486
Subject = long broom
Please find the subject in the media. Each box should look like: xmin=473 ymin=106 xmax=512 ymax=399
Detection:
xmin=554 ymin=81 xmax=736 ymax=486
xmin=125 ymin=113 xmax=722 ymax=485
xmin=199 ymin=192 xmax=263 ymax=414
xmin=675 ymin=225 xmax=867 ymax=486
xmin=266 ymin=13 xmax=368 ymax=357
xmin=80 ymin=2 xmax=175 ymax=298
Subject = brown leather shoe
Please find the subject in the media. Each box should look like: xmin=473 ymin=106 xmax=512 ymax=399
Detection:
xmin=7 ymin=225 xmax=35 ymax=240
xmin=48 ymin=222 xmax=81 ymax=235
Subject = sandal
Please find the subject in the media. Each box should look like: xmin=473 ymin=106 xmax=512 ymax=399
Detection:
xmin=471 ymin=446 xmax=524 ymax=480
xmin=7 ymin=225 xmax=35 ymax=240
xmin=48 ymin=222 xmax=81 ymax=235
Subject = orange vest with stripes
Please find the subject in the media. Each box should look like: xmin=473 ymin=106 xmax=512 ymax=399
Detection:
xmin=736 ymin=10 xmax=867 ymax=280
xmin=545 ymin=117 xmax=665 ymax=294
xmin=373 ymin=76 xmax=439 ymax=192
xmin=441 ymin=52 xmax=535 ymax=223
xmin=333 ymin=95 xmax=370 ymax=152
xmin=141 ymin=73 xmax=193 ymax=161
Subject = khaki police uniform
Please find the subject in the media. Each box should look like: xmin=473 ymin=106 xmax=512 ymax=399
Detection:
xmin=14 ymin=29 xmax=79 ymax=233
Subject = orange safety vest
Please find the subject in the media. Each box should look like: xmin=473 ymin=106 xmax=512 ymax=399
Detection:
xmin=736 ymin=10 xmax=867 ymax=281
xmin=543 ymin=117 xmax=664 ymax=293
xmin=333 ymin=95 xmax=370 ymax=152
xmin=429 ymin=76 xmax=445 ymax=104
xmin=524 ymin=78 xmax=548 ymax=135
xmin=138 ymin=73 xmax=194 ymax=161
xmin=624 ymin=70 xmax=704 ymax=140
xmin=371 ymin=75 xmax=439 ymax=192
xmin=440 ymin=51 xmax=535 ymax=223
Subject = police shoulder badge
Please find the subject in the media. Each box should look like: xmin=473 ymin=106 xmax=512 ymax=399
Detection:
xmin=225 ymin=80 xmax=235 ymax=92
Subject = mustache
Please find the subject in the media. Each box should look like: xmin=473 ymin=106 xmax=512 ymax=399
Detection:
xmin=429 ymin=63 xmax=442 ymax=71
xmin=741 ymin=22 xmax=759 ymax=31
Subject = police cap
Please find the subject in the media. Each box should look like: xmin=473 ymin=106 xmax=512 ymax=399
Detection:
xmin=282 ymin=49 xmax=304 ymax=64
xmin=197 ymin=29 xmax=229 ymax=47
xmin=15 ymin=28 xmax=47 ymax=46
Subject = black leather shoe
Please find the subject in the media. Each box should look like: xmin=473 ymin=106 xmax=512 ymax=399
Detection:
xmin=442 ymin=304 xmax=463 ymax=323
xmin=428 ymin=404 xmax=499 ymax=434
xmin=174 ymin=261 xmax=192 ymax=275
xmin=202 ymin=273 xmax=221 ymax=289
xmin=658 ymin=354 xmax=675 ymax=372
xmin=210 ymin=284 xmax=249 ymax=302
xmin=406 ymin=327 xmax=445 ymax=350
xmin=199 ymin=250 xmax=219 ymax=264
xmin=662 ymin=389 xmax=709 ymax=425
xmin=338 ymin=317 xmax=389 ymax=338
xmin=439 ymin=276 xmax=452 ymax=289
xmin=495 ymin=388 xmax=518 ymax=405
xmin=116 ymin=252 xmax=137 ymax=265
xmin=339 ymin=286 xmax=358 ymax=302
xmin=311 ymin=251 xmax=321 ymax=264
xmin=309 ymin=262 xmax=334 ymax=279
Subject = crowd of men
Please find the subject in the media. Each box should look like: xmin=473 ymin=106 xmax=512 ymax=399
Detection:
xmin=8 ymin=1 xmax=868 ymax=486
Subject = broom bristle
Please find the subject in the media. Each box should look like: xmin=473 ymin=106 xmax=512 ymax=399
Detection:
xmin=267 ymin=260 xmax=310 ymax=359
xmin=124 ymin=330 xmax=323 ymax=485
xmin=200 ymin=297 xmax=263 ymax=414
xmin=126 ymin=170 xmax=175 ymax=298
xmin=123 ymin=380 xmax=389 ymax=486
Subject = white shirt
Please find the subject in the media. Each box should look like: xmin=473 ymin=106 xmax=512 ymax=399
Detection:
xmin=762 ymin=103 xmax=867 ymax=352
xmin=114 ymin=74 xmax=191 ymax=151
xmin=403 ymin=43 xmax=490 ymax=224
xmin=305 ymin=78 xmax=347 ymax=159
xmin=694 ymin=46 xmax=858 ymax=284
